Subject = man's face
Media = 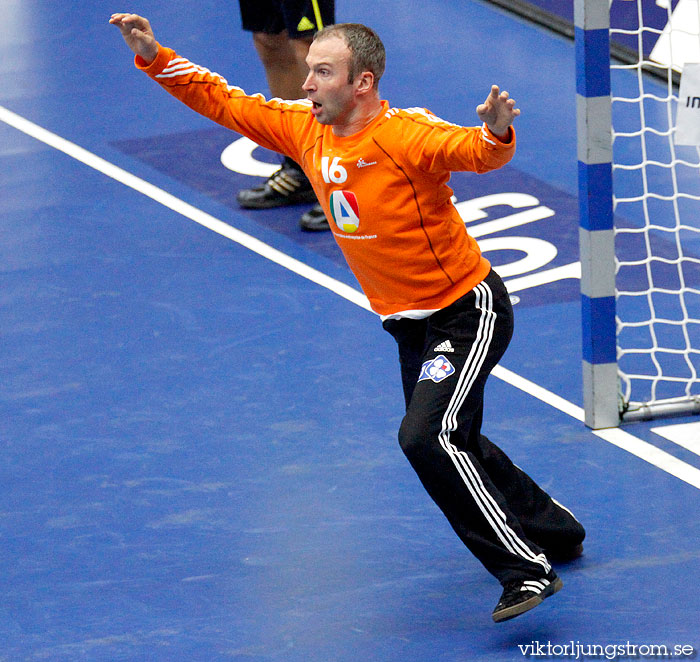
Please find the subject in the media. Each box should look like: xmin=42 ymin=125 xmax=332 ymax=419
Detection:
xmin=303 ymin=35 xmax=357 ymax=126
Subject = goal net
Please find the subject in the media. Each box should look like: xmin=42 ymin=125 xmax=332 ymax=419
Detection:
xmin=576 ymin=0 xmax=700 ymax=427
xmin=609 ymin=0 xmax=700 ymax=421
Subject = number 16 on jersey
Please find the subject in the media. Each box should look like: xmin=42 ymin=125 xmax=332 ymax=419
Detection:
xmin=321 ymin=156 xmax=348 ymax=184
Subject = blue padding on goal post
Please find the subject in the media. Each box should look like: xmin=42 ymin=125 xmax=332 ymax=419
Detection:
xmin=575 ymin=27 xmax=611 ymax=98
xmin=581 ymin=294 xmax=617 ymax=364
xmin=578 ymin=162 xmax=613 ymax=231
xmin=576 ymin=0 xmax=618 ymax=427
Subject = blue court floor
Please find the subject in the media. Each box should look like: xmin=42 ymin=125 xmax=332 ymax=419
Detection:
xmin=1 ymin=1 xmax=699 ymax=660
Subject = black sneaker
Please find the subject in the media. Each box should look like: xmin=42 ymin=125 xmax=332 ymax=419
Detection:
xmin=492 ymin=571 xmax=563 ymax=623
xmin=299 ymin=203 xmax=330 ymax=232
xmin=237 ymin=163 xmax=317 ymax=209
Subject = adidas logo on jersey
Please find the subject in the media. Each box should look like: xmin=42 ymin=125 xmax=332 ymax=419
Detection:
xmin=433 ymin=340 xmax=454 ymax=353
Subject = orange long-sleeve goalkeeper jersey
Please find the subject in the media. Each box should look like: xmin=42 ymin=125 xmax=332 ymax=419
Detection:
xmin=137 ymin=47 xmax=516 ymax=317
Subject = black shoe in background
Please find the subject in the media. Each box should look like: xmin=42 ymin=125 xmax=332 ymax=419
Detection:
xmin=237 ymin=160 xmax=317 ymax=209
xmin=299 ymin=203 xmax=330 ymax=232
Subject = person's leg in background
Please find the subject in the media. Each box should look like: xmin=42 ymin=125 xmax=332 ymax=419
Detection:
xmin=236 ymin=0 xmax=335 ymax=231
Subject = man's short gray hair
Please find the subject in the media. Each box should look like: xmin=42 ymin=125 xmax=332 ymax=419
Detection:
xmin=313 ymin=23 xmax=386 ymax=87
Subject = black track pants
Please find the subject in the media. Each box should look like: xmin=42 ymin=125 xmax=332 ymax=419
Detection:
xmin=383 ymin=270 xmax=584 ymax=585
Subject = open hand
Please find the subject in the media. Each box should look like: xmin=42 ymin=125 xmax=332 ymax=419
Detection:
xmin=476 ymin=85 xmax=520 ymax=140
xmin=109 ymin=13 xmax=159 ymax=64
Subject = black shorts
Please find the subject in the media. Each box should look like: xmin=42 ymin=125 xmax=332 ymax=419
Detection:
xmin=239 ymin=0 xmax=336 ymax=38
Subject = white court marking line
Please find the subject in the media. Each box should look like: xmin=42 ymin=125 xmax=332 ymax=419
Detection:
xmin=651 ymin=421 xmax=700 ymax=457
xmin=495 ymin=366 xmax=700 ymax=490
xmin=0 ymin=106 xmax=369 ymax=314
xmin=3 ymin=103 xmax=700 ymax=492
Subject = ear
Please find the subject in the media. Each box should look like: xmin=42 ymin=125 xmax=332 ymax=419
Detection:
xmin=355 ymin=71 xmax=376 ymax=96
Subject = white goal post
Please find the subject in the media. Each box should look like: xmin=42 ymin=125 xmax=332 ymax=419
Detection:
xmin=576 ymin=0 xmax=700 ymax=428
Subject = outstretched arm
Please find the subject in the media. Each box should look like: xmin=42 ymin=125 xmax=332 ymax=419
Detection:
xmin=109 ymin=13 xmax=159 ymax=64
xmin=476 ymin=85 xmax=520 ymax=141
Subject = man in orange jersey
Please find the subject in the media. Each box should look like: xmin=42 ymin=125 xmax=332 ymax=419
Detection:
xmin=111 ymin=13 xmax=585 ymax=623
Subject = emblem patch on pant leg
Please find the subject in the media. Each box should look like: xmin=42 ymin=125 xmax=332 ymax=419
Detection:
xmin=418 ymin=355 xmax=455 ymax=383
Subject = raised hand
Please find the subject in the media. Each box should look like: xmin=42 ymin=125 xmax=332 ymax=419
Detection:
xmin=476 ymin=85 xmax=520 ymax=140
xmin=109 ymin=13 xmax=159 ymax=64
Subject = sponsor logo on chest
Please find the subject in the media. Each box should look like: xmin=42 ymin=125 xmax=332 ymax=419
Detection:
xmin=321 ymin=155 xmax=376 ymax=236
xmin=329 ymin=190 xmax=360 ymax=233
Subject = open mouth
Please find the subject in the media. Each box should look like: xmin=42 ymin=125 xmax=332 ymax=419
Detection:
xmin=310 ymin=100 xmax=322 ymax=113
